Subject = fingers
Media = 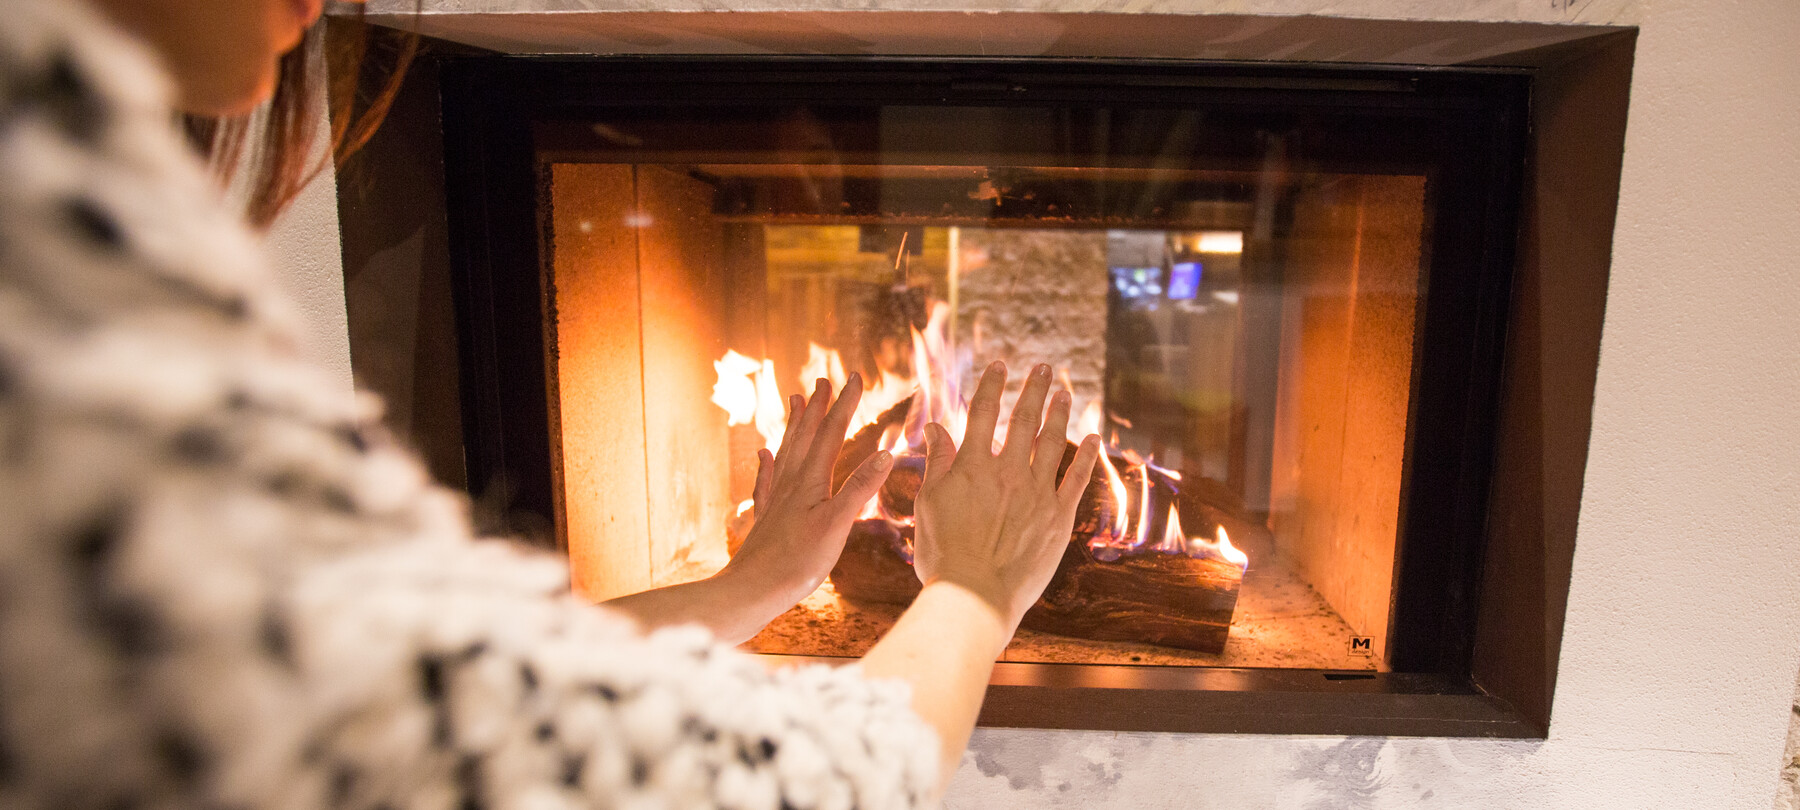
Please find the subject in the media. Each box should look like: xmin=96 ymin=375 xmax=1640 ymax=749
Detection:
xmin=959 ymin=362 xmax=1008 ymax=464
xmin=1033 ymin=389 xmax=1073 ymax=483
xmin=921 ymin=421 xmax=957 ymax=485
xmin=800 ymin=373 xmax=863 ymax=487
xmin=769 ymin=393 xmax=807 ymax=483
xmin=1000 ymin=363 xmax=1054 ymax=466
xmin=752 ymin=448 xmax=774 ymax=512
xmin=776 ymin=380 xmax=832 ymax=484
xmin=833 ymin=448 xmax=894 ymax=517
xmin=1057 ymin=435 xmax=1102 ymax=513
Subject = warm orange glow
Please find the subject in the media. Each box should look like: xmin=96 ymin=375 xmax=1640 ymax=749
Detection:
xmin=718 ymin=305 xmax=1250 ymax=572
xmin=1133 ymin=464 xmax=1153 ymax=550
xmin=753 ymin=360 xmax=785 ymax=452
xmin=1195 ymin=230 xmax=1245 ymax=254
xmin=1098 ymin=451 xmax=1130 ymax=543
xmin=1219 ymin=528 xmax=1249 ymax=568
xmin=800 ymin=341 xmax=847 ymax=393
xmin=711 ymin=350 xmax=763 ymax=426
xmin=1188 ymin=525 xmax=1250 ymax=569
xmin=1155 ymin=504 xmax=1186 ymax=554
xmin=710 ymin=350 xmax=786 ymax=452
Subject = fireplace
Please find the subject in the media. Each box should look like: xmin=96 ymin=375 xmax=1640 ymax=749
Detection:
xmin=353 ymin=54 xmax=1557 ymax=736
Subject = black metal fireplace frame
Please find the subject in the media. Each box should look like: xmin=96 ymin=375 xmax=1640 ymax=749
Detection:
xmin=433 ymin=56 xmax=1540 ymax=737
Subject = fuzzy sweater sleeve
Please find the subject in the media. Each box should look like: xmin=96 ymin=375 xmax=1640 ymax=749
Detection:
xmin=0 ymin=3 xmax=938 ymax=809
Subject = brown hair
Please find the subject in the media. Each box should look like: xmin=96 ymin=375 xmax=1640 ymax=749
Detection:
xmin=183 ymin=10 xmax=417 ymax=229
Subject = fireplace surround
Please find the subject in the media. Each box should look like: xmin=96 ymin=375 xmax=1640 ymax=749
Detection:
xmin=330 ymin=18 xmax=1632 ymax=741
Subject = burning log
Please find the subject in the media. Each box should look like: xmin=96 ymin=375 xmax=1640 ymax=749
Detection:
xmin=825 ymin=436 xmax=1265 ymax=654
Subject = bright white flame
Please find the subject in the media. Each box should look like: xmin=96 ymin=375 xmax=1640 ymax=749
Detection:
xmin=1196 ymin=230 xmax=1244 ymax=254
xmin=800 ymin=342 xmax=847 ymax=394
xmin=754 ymin=360 xmax=786 ymax=452
xmin=735 ymin=498 xmax=755 ymax=517
xmin=711 ymin=350 xmax=763 ymax=425
xmin=1156 ymin=504 xmax=1186 ymax=554
xmin=903 ymin=302 xmax=967 ymax=450
xmin=1218 ymin=527 xmax=1248 ymax=568
xmin=1187 ymin=525 xmax=1250 ymax=569
xmin=1098 ymin=452 xmax=1130 ymax=542
xmin=1132 ymin=466 xmax=1153 ymax=550
xmin=713 ymin=351 xmax=789 ymax=453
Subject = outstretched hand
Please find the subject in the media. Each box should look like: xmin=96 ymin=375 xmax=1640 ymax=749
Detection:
xmin=723 ymin=374 xmax=895 ymax=611
xmin=912 ymin=361 xmax=1102 ymax=628
xmin=601 ymin=375 xmax=891 ymax=644
xmin=861 ymin=361 xmax=1102 ymax=793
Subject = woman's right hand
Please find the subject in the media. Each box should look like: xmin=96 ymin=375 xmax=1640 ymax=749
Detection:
xmin=911 ymin=361 xmax=1102 ymax=628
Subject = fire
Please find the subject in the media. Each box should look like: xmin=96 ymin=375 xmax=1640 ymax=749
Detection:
xmin=1189 ymin=525 xmax=1250 ymax=569
xmin=799 ymin=341 xmax=846 ymax=393
xmin=710 ymin=351 xmax=763 ymax=426
xmin=710 ymin=303 xmax=1249 ymax=572
xmin=709 ymin=350 xmax=785 ymax=452
xmin=1097 ymin=452 xmax=1131 ymax=543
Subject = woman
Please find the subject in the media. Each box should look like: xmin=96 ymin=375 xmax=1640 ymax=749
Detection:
xmin=0 ymin=1 xmax=1104 ymax=808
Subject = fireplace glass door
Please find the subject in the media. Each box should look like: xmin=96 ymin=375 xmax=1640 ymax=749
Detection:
xmin=523 ymin=75 xmax=1504 ymax=675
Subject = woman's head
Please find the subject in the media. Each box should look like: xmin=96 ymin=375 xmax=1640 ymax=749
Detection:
xmin=92 ymin=0 xmax=343 ymax=116
xmin=88 ymin=0 xmax=408 ymax=229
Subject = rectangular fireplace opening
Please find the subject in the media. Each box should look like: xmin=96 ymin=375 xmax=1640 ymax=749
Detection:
xmin=547 ymin=154 xmax=1424 ymax=672
xmin=413 ymin=55 xmax=1572 ymax=736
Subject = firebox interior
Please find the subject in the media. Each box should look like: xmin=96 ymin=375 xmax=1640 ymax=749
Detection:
xmin=545 ymin=111 xmax=1426 ymax=670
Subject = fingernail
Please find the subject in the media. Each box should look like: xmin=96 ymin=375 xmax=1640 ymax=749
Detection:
xmin=1034 ymin=363 xmax=1051 ymax=378
xmin=1054 ymin=389 xmax=1071 ymax=404
xmin=848 ymin=371 xmax=862 ymax=388
xmin=874 ymin=451 xmax=894 ymax=468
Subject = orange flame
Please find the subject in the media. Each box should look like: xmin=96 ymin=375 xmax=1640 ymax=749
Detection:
xmin=1188 ymin=525 xmax=1250 ymax=569
xmin=716 ymin=299 xmax=1251 ymax=573
xmin=1156 ymin=504 xmax=1186 ymax=554
xmin=1133 ymin=464 xmax=1153 ymax=550
xmin=710 ymin=350 xmax=786 ymax=452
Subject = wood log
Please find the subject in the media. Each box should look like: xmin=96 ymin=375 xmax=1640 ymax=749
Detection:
xmin=827 ymin=440 xmax=1262 ymax=654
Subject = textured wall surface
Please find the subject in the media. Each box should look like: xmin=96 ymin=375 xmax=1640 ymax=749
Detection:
xmin=282 ymin=0 xmax=1800 ymax=806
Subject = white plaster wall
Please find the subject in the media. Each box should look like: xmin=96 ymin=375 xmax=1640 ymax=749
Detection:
xmin=266 ymin=164 xmax=353 ymax=391
xmin=271 ymin=0 xmax=1800 ymax=805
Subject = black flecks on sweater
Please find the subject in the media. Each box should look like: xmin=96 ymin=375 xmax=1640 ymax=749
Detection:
xmin=39 ymin=50 xmax=107 ymax=144
xmin=333 ymin=424 xmax=369 ymax=454
xmin=92 ymin=593 xmax=168 ymax=658
xmin=153 ymin=728 xmax=207 ymax=788
xmin=321 ymin=487 xmax=356 ymax=515
xmin=454 ymin=755 xmax=484 ymax=810
xmin=560 ymin=754 xmax=583 ymax=788
xmin=170 ymin=425 xmax=228 ymax=465
xmin=69 ymin=505 xmax=125 ymax=576
xmin=257 ymin=606 xmax=294 ymax=669
xmin=64 ymin=198 xmax=124 ymax=253
xmin=328 ymin=763 xmax=357 ymax=807
xmin=518 ymin=663 xmax=539 ymax=695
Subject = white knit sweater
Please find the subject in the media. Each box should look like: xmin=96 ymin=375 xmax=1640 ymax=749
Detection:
xmin=0 ymin=3 xmax=939 ymax=808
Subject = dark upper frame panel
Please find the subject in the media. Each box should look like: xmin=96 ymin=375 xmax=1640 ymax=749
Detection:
xmin=412 ymin=53 xmax=1582 ymax=738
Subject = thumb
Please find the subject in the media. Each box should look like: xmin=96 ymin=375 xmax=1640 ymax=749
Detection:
xmin=922 ymin=422 xmax=957 ymax=485
xmin=833 ymin=450 xmax=894 ymax=516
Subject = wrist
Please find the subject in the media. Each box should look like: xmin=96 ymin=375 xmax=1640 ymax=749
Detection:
xmin=712 ymin=556 xmax=817 ymax=622
xmin=915 ymin=580 xmax=1015 ymax=657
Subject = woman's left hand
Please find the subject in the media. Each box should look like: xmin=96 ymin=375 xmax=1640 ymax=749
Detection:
xmin=601 ymin=375 xmax=892 ymax=643
xmin=722 ymin=374 xmax=894 ymax=612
